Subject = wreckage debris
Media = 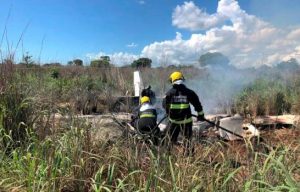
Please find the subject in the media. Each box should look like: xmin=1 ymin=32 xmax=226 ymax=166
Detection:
xmin=219 ymin=114 xmax=260 ymax=141
xmin=253 ymin=115 xmax=299 ymax=129
xmin=194 ymin=114 xmax=260 ymax=141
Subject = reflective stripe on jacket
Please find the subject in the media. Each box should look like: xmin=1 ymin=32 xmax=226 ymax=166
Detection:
xmin=138 ymin=103 xmax=157 ymax=120
xmin=170 ymin=103 xmax=190 ymax=109
xmin=163 ymin=84 xmax=203 ymax=123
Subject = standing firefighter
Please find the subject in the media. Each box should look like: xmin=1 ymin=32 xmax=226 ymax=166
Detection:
xmin=131 ymin=96 xmax=160 ymax=145
xmin=163 ymin=71 xmax=205 ymax=156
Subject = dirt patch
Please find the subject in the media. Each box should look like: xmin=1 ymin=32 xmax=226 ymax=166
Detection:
xmin=78 ymin=113 xmax=131 ymax=143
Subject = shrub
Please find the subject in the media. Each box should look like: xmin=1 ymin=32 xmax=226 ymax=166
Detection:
xmin=0 ymin=85 xmax=35 ymax=151
xmin=50 ymin=68 xmax=60 ymax=79
xmin=234 ymin=79 xmax=293 ymax=116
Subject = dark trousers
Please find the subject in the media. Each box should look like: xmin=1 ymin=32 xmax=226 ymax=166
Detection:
xmin=136 ymin=119 xmax=160 ymax=145
xmin=168 ymin=122 xmax=193 ymax=156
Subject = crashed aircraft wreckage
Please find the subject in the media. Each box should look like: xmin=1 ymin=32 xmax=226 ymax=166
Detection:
xmin=132 ymin=70 xmax=260 ymax=141
xmin=112 ymin=71 xmax=298 ymax=142
xmin=156 ymin=114 xmax=259 ymax=141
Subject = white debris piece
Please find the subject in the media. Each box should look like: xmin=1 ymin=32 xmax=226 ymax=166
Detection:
xmin=158 ymin=123 xmax=167 ymax=132
xmin=219 ymin=114 xmax=260 ymax=140
xmin=253 ymin=115 xmax=300 ymax=125
xmin=134 ymin=71 xmax=143 ymax=97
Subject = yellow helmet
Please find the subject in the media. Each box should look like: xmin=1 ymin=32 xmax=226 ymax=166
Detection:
xmin=169 ymin=71 xmax=184 ymax=83
xmin=140 ymin=96 xmax=150 ymax=104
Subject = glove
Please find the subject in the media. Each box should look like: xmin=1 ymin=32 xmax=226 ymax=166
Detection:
xmin=197 ymin=114 xmax=205 ymax=121
xmin=130 ymin=115 xmax=137 ymax=126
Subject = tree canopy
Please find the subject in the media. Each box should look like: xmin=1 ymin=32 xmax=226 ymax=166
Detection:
xmin=90 ymin=56 xmax=111 ymax=68
xmin=198 ymin=52 xmax=229 ymax=68
xmin=131 ymin=58 xmax=152 ymax=69
xmin=276 ymin=58 xmax=299 ymax=70
xmin=18 ymin=52 xmax=36 ymax=67
xmin=73 ymin=59 xmax=83 ymax=66
xmin=100 ymin=56 xmax=110 ymax=62
xmin=67 ymin=59 xmax=83 ymax=66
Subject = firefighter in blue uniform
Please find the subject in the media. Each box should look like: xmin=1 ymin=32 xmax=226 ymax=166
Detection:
xmin=163 ymin=71 xmax=205 ymax=155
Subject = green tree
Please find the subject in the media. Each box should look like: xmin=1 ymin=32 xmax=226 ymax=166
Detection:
xmin=198 ymin=52 xmax=229 ymax=67
xmin=73 ymin=59 xmax=83 ymax=66
xmin=276 ymin=58 xmax=299 ymax=70
xmin=50 ymin=68 xmax=60 ymax=79
xmin=100 ymin=56 xmax=110 ymax=62
xmin=90 ymin=59 xmax=110 ymax=68
xmin=131 ymin=58 xmax=152 ymax=69
xmin=43 ymin=62 xmax=62 ymax=67
xmin=90 ymin=56 xmax=111 ymax=68
xmin=67 ymin=59 xmax=83 ymax=66
xmin=19 ymin=52 xmax=36 ymax=67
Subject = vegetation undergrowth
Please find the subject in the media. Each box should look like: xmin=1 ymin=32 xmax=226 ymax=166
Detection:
xmin=0 ymin=122 xmax=299 ymax=191
xmin=0 ymin=61 xmax=299 ymax=191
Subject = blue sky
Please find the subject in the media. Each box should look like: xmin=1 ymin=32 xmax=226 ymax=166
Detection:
xmin=1 ymin=0 xmax=300 ymax=66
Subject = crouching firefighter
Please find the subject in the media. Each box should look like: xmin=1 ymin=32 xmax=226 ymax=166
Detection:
xmin=131 ymin=96 xmax=160 ymax=145
xmin=163 ymin=71 xmax=205 ymax=156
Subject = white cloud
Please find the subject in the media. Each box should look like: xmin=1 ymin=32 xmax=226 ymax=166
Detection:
xmin=287 ymin=28 xmax=300 ymax=40
xmin=282 ymin=46 xmax=300 ymax=61
xmin=127 ymin=42 xmax=138 ymax=48
xmin=86 ymin=52 xmax=139 ymax=66
xmin=172 ymin=1 xmax=225 ymax=31
xmin=138 ymin=0 xmax=145 ymax=5
xmin=86 ymin=0 xmax=300 ymax=68
xmin=141 ymin=0 xmax=300 ymax=68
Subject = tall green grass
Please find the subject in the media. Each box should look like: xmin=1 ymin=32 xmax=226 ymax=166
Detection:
xmin=0 ymin=63 xmax=299 ymax=191
xmin=235 ymin=77 xmax=300 ymax=116
xmin=0 ymin=122 xmax=299 ymax=191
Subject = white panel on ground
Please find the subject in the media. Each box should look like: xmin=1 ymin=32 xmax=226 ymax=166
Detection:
xmin=134 ymin=71 xmax=143 ymax=97
xmin=219 ymin=114 xmax=260 ymax=140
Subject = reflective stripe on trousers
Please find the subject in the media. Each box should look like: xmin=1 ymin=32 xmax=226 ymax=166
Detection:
xmin=198 ymin=111 xmax=204 ymax=115
xmin=168 ymin=117 xmax=192 ymax=124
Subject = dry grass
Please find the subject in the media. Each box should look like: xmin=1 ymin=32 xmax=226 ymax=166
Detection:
xmin=0 ymin=110 xmax=299 ymax=191
xmin=0 ymin=63 xmax=299 ymax=191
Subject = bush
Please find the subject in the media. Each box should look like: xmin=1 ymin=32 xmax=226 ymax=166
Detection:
xmin=0 ymin=86 xmax=35 ymax=151
xmin=50 ymin=68 xmax=60 ymax=79
xmin=234 ymin=79 xmax=292 ymax=116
